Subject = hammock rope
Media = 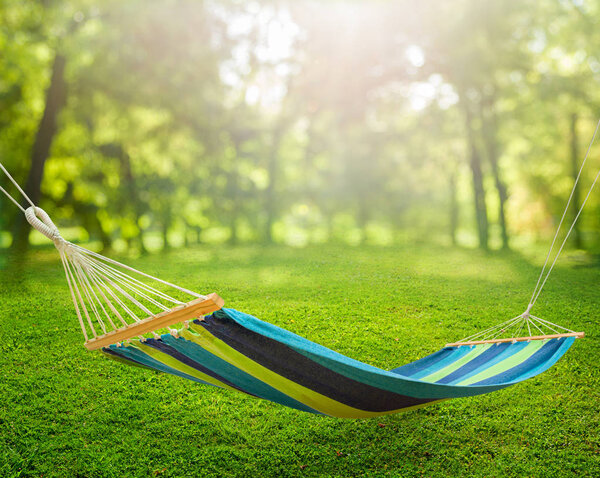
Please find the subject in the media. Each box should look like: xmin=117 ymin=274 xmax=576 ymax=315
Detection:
xmin=527 ymin=119 xmax=600 ymax=308
xmin=447 ymin=119 xmax=600 ymax=345
xmin=0 ymin=166 xmax=222 ymax=348
xmin=0 ymin=162 xmax=35 ymax=212
xmin=0 ymin=136 xmax=590 ymax=417
xmin=2 ymin=119 xmax=595 ymax=347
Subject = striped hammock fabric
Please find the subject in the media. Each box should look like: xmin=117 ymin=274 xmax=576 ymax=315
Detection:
xmin=0 ymin=156 xmax=586 ymax=419
xmin=104 ymin=308 xmax=577 ymax=418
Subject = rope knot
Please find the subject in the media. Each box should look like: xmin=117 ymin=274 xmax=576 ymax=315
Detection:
xmin=522 ymin=303 xmax=533 ymax=319
xmin=24 ymin=206 xmax=64 ymax=245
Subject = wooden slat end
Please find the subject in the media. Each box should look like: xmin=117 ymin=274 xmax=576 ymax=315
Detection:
xmin=84 ymin=292 xmax=225 ymax=351
xmin=207 ymin=292 xmax=225 ymax=310
xmin=446 ymin=331 xmax=585 ymax=347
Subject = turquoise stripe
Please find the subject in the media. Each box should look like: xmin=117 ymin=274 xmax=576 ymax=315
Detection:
xmin=107 ymin=344 xmax=214 ymax=386
xmin=409 ymin=346 xmax=474 ymax=380
xmin=159 ymin=334 xmax=321 ymax=414
xmin=107 ymin=308 xmax=578 ymax=409
xmin=497 ymin=337 xmax=576 ymax=384
xmin=457 ymin=340 xmax=545 ymax=386
xmin=419 ymin=344 xmax=493 ymax=383
xmin=221 ymin=309 xmax=515 ymax=399
xmin=447 ymin=341 xmax=530 ymax=385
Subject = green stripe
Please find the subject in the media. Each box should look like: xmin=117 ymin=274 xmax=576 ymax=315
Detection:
xmin=419 ymin=344 xmax=492 ymax=383
xmin=456 ymin=340 xmax=547 ymax=386
xmin=132 ymin=341 xmax=239 ymax=392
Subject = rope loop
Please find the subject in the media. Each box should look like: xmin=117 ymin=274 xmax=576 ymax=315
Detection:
xmin=25 ymin=206 xmax=64 ymax=245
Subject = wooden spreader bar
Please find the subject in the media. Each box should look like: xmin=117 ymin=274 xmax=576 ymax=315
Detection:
xmin=446 ymin=331 xmax=585 ymax=348
xmin=84 ymin=293 xmax=224 ymax=351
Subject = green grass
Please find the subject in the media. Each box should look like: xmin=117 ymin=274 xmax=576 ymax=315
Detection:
xmin=0 ymin=244 xmax=598 ymax=477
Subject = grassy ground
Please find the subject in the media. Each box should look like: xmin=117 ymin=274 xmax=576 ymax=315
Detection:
xmin=0 ymin=243 xmax=598 ymax=477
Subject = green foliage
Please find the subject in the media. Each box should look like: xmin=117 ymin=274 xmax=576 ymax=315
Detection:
xmin=0 ymin=244 xmax=598 ymax=477
xmin=3 ymin=1 xmax=600 ymax=251
xmin=2 ymin=3 xmax=600 ymax=473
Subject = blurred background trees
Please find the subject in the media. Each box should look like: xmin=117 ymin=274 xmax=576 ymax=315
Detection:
xmin=2 ymin=0 xmax=600 ymax=254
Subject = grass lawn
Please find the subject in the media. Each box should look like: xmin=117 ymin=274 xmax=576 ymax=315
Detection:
xmin=0 ymin=243 xmax=598 ymax=477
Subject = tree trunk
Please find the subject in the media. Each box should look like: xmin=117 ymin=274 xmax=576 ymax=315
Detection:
xmin=324 ymin=206 xmax=335 ymax=242
xmin=264 ymin=125 xmax=284 ymax=243
xmin=228 ymin=156 xmax=239 ymax=246
xmin=75 ymin=202 xmax=112 ymax=253
xmin=98 ymin=217 xmax=112 ymax=253
xmin=470 ymin=144 xmax=488 ymax=250
xmin=183 ymin=227 xmax=189 ymax=248
xmin=448 ymin=169 xmax=458 ymax=246
xmin=162 ymin=219 xmax=170 ymax=251
xmin=118 ymin=148 xmax=147 ymax=254
xmin=11 ymin=53 xmax=66 ymax=252
xmin=463 ymin=101 xmax=489 ymax=250
xmin=480 ymin=97 xmax=509 ymax=249
xmin=570 ymin=113 xmax=582 ymax=249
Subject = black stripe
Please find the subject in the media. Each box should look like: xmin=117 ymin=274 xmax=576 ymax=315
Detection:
xmin=143 ymin=338 xmax=255 ymax=396
xmin=195 ymin=310 xmax=435 ymax=413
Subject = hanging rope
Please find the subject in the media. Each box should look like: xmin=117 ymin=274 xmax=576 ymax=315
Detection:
xmin=0 ymin=161 xmax=35 ymax=213
xmin=527 ymin=119 xmax=600 ymax=309
xmin=452 ymin=118 xmax=600 ymax=345
xmin=0 ymin=184 xmax=26 ymax=213
xmin=0 ymin=160 xmax=218 ymax=348
xmin=4 ymin=126 xmax=591 ymax=348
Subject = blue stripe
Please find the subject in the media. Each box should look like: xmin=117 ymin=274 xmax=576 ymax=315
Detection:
xmin=392 ymin=347 xmax=458 ymax=377
xmin=159 ymin=334 xmax=321 ymax=414
xmin=107 ymin=344 xmax=215 ymax=386
xmin=408 ymin=346 xmax=475 ymax=380
xmin=437 ymin=341 xmax=525 ymax=384
xmin=219 ymin=309 xmax=514 ymax=399
xmin=103 ymin=348 xmax=154 ymax=370
xmin=509 ymin=337 xmax=575 ymax=382
xmin=144 ymin=338 xmax=252 ymax=394
xmin=446 ymin=341 xmax=531 ymax=385
xmin=472 ymin=338 xmax=570 ymax=386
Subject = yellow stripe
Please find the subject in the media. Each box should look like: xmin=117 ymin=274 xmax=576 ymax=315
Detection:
xmin=130 ymin=341 xmax=239 ymax=393
xmin=182 ymin=324 xmax=439 ymax=418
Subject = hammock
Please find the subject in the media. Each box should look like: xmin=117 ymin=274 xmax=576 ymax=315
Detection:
xmin=0 ymin=130 xmax=593 ymax=417
xmin=101 ymin=308 xmax=578 ymax=418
